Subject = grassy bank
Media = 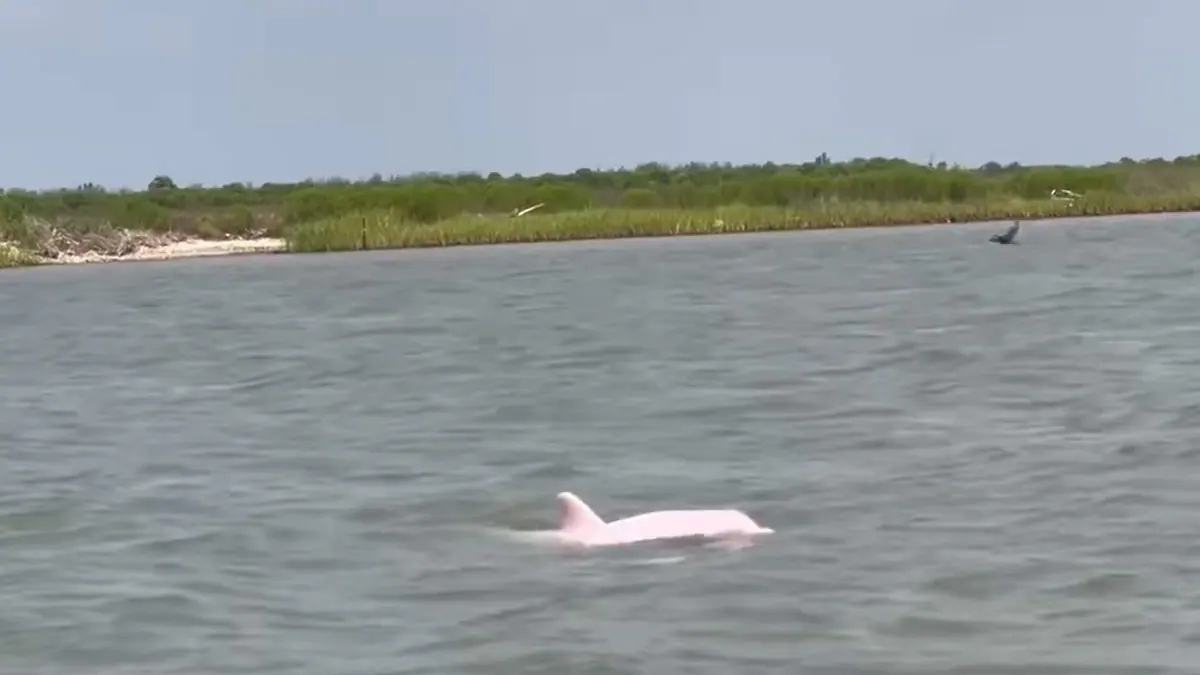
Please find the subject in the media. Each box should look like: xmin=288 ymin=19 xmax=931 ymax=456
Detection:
xmin=284 ymin=192 xmax=1200 ymax=253
xmin=4 ymin=152 xmax=1200 ymax=265
xmin=4 ymin=153 xmax=1200 ymax=235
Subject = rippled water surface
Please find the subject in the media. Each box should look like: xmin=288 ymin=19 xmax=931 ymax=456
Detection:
xmin=4 ymin=214 xmax=1200 ymax=674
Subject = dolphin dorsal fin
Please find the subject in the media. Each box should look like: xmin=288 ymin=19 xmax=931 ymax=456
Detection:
xmin=556 ymin=492 xmax=605 ymax=531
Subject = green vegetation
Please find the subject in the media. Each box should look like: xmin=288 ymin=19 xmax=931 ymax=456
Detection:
xmin=3 ymin=153 xmax=1200 ymax=265
xmin=288 ymin=193 xmax=1200 ymax=252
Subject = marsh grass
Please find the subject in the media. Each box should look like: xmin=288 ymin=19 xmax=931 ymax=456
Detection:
xmin=7 ymin=152 xmax=1200 ymax=263
xmin=284 ymin=192 xmax=1200 ymax=253
xmin=8 ymin=155 xmax=1200 ymax=266
xmin=6 ymin=154 xmax=1200 ymax=240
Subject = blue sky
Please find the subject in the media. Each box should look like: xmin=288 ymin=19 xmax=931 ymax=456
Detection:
xmin=1 ymin=0 xmax=1196 ymax=191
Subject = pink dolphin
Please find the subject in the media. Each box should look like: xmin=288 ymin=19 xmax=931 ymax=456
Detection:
xmin=551 ymin=491 xmax=774 ymax=548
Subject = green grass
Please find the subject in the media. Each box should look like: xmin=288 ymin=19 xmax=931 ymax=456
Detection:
xmin=283 ymin=192 xmax=1200 ymax=253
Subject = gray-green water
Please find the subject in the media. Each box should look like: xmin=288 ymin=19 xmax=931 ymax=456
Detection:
xmin=4 ymin=214 xmax=1200 ymax=674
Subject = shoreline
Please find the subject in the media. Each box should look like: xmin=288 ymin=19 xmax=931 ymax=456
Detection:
xmin=40 ymin=236 xmax=287 ymax=265
xmin=3 ymin=207 xmax=1199 ymax=270
xmin=7 ymin=153 xmax=1200 ymax=269
xmin=1 ymin=236 xmax=287 ymax=269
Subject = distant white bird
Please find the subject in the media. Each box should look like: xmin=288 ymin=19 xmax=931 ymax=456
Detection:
xmin=1050 ymin=188 xmax=1081 ymax=202
xmin=511 ymin=202 xmax=546 ymax=217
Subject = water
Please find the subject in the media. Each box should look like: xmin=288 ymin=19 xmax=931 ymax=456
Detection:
xmin=3 ymin=214 xmax=1200 ymax=674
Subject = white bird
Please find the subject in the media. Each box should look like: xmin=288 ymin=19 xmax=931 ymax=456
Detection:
xmin=511 ymin=202 xmax=546 ymax=217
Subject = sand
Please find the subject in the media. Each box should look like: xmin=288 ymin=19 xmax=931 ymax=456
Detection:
xmin=40 ymin=237 xmax=287 ymax=265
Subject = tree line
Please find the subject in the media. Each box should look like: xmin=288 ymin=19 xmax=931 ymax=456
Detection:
xmin=2 ymin=154 xmax=1200 ymax=236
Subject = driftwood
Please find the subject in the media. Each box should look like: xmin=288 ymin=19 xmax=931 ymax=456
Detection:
xmin=2 ymin=216 xmax=285 ymax=266
xmin=13 ymin=217 xmax=188 ymax=260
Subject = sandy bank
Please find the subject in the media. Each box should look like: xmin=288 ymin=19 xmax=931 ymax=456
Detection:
xmin=1 ymin=220 xmax=290 ymax=269
xmin=39 ymin=237 xmax=287 ymax=265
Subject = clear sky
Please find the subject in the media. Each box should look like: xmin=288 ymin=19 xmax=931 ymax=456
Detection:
xmin=1 ymin=0 xmax=1196 ymax=191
